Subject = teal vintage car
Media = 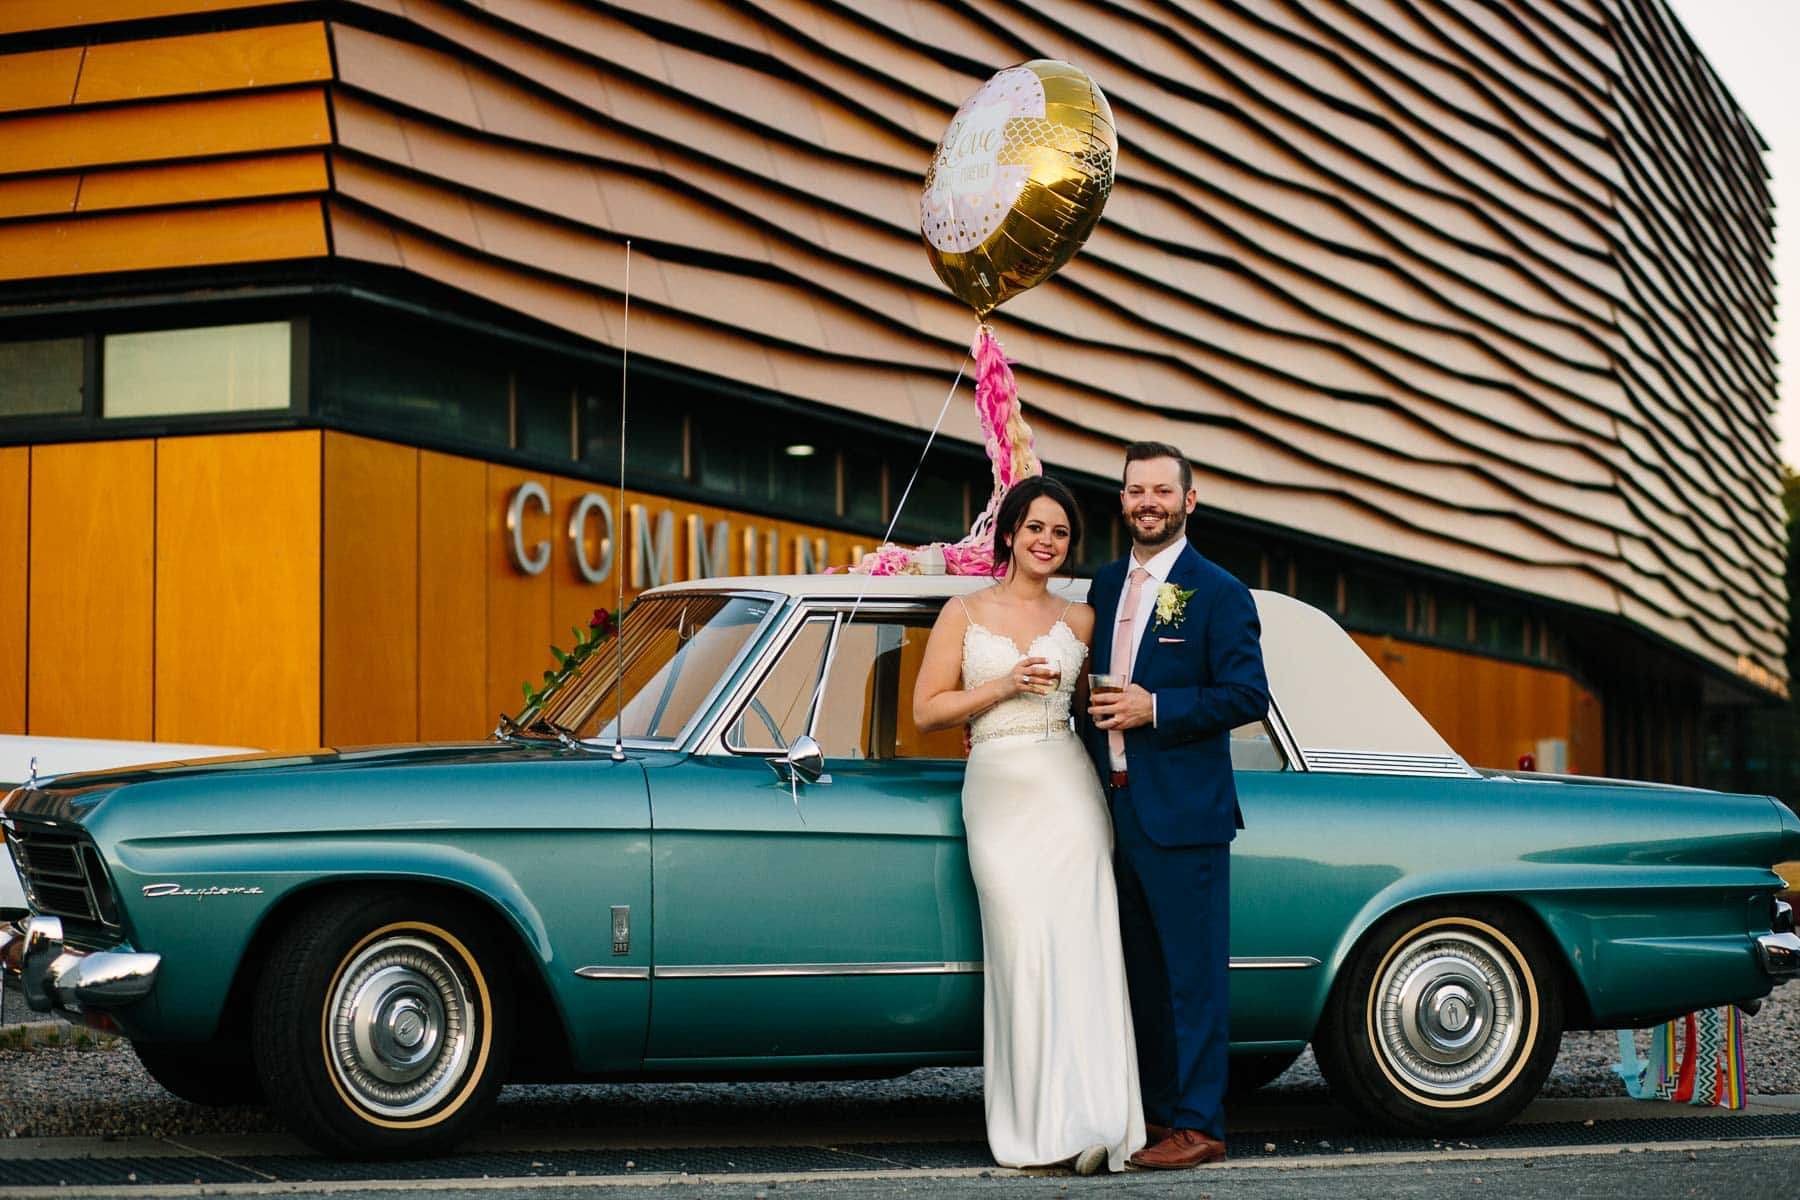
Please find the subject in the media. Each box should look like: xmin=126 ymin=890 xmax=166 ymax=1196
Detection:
xmin=4 ymin=575 xmax=1798 ymax=1156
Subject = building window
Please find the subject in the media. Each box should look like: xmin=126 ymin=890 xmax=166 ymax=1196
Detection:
xmin=514 ymin=378 xmax=573 ymax=460
xmin=0 ymin=337 xmax=84 ymax=417
xmin=103 ymin=321 xmax=290 ymax=417
xmin=1434 ymin=596 xmax=1473 ymax=643
xmin=892 ymin=469 xmax=969 ymax=543
xmin=843 ymin=449 xmax=886 ymax=526
xmin=1292 ymin=556 xmax=1339 ymax=614
xmin=1204 ymin=536 xmax=1263 ymax=590
xmin=583 ymin=388 xmax=685 ymax=480
xmin=315 ymin=318 xmax=505 ymax=444
xmin=1344 ymin=570 xmax=1408 ymax=634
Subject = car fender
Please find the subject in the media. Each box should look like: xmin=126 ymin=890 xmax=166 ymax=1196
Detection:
xmin=1312 ymin=860 xmax=1782 ymax=1036
xmin=110 ymin=838 xmax=557 ymax=1043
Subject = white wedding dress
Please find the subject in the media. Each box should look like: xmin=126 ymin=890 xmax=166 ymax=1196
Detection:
xmin=960 ymin=612 xmax=1145 ymax=1171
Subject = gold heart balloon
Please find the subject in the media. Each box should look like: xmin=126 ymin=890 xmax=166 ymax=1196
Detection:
xmin=921 ymin=60 xmax=1117 ymax=318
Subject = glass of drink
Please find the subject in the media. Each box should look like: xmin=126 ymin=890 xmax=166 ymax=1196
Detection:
xmin=1088 ymin=672 xmax=1125 ymax=697
xmin=1087 ymin=672 xmax=1124 ymax=738
xmin=1036 ymin=662 xmax=1064 ymax=740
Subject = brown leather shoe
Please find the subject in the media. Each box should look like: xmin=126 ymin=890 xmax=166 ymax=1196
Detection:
xmin=1144 ymin=1122 xmax=1171 ymax=1144
xmin=1129 ymin=1129 xmax=1227 ymax=1169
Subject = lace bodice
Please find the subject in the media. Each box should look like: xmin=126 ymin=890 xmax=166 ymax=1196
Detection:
xmin=962 ymin=615 xmax=1089 ymax=745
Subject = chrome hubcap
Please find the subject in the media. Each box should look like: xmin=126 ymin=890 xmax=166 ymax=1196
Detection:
xmin=1374 ymin=928 xmax=1523 ymax=1097
xmin=328 ymin=934 xmax=474 ymax=1118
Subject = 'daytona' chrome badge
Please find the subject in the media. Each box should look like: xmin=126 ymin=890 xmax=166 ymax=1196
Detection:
xmin=142 ymin=882 xmax=266 ymax=898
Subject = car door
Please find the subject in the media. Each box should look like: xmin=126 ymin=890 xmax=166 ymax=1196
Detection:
xmin=1228 ymin=720 xmax=1407 ymax=1046
xmin=645 ymin=603 xmax=982 ymax=1067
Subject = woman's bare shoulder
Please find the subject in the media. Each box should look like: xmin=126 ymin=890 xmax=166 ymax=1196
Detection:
xmin=1063 ymin=600 xmax=1097 ymax=637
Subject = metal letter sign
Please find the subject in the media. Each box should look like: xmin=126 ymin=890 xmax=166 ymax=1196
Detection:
xmin=567 ymin=492 xmax=616 ymax=584
xmin=506 ymin=482 xmax=551 ymax=575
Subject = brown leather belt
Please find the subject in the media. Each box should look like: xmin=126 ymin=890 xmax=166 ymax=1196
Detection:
xmin=1109 ymin=771 xmax=1129 ymax=789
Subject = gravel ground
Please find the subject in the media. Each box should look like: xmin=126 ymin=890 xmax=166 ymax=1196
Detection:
xmin=4 ymin=982 xmax=1797 ymax=1141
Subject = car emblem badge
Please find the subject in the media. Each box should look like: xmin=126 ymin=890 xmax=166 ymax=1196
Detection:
xmin=611 ymin=905 xmax=630 ymax=955
xmin=24 ymin=757 xmax=37 ymax=788
xmin=142 ymin=882 xmax=266 ymax=898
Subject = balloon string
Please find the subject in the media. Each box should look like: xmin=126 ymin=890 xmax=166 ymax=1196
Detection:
xmin=798 ymin=345 xmax=974 ymax=786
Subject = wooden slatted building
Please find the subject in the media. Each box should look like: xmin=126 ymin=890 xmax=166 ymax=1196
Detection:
xmin=0 ymin=0 xmax=1782 ymax=786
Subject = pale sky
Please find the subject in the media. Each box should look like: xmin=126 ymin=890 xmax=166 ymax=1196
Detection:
xmin=1666 ymin=0 xmax=1796 ymax=462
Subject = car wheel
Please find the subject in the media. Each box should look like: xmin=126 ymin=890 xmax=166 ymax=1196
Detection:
xmin=134 ymin=1040 xmax=264 ymax=1107
xmin=1226 ymin=1050 xmax=1301 ymax=1098
xmin=1315 ymin=901 xmax=1562 ymax=1134
xmin=251 ymin=890 xmax=514 ymax=1157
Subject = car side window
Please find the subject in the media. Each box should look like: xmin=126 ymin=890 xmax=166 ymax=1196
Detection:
xmin=1230 ymin=719 xmax=1287 ymax=771
xmin=725 ymin=617 xmax=832 ymax=753
xmin=815 ymin=615 xmax=967 ymax=761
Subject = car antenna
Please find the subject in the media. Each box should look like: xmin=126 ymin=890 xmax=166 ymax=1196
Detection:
xmin=611 ymin=239 xmax=632 ymax=764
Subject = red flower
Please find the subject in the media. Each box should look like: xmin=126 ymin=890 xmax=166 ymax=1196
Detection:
xmin=588 ymin=608 xmax=615 ymax=638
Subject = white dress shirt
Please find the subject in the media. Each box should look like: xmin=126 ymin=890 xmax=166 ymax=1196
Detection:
xmin=1109 ymin=537 xmax=1186 ymax=770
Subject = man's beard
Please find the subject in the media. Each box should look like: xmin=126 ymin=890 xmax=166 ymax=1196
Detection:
xmin=1127 ymin=503 xmax=1187 ymax=548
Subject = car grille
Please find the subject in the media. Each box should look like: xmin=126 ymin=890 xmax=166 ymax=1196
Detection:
xmin=4 ymin=823 xmax=116 ymax=927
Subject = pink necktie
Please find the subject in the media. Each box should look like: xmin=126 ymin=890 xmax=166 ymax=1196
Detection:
xmin=1109 ymin=566 xmax=1150 ymax=763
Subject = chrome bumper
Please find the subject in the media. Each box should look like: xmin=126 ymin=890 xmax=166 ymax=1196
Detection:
xmin=1756 ymin=930 xmax=1800 ymax=979
xmin=0 ymin=916 xmax=160 ymax=1017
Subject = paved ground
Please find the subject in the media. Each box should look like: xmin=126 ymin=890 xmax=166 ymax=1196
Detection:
xmin=2 ymin=1093 xmax=1797 ymax=1194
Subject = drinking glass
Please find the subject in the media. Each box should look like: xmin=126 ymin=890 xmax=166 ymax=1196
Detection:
xmin=1088 ymin=672 xmax=1125 ymax=697
xmin=1036 ymin=663 xmax=1063 ymax=740
xmin=1087 ymin=673 xmax=1124 ymax=742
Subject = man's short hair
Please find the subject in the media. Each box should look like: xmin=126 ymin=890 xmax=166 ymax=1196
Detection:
xmin=1123 ymin=441 xmax=1193 ymax=492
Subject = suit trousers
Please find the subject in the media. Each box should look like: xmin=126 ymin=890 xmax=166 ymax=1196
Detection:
xmin=1111 ymin=785 xmax=1231 ymax=1138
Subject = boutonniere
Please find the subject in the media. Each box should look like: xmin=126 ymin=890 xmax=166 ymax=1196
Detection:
xmin=1153 ymin=582 xmax=1196 ymax=630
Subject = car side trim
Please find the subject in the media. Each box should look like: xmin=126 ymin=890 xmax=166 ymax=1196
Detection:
xmin=640 ymin=957 xmax=1320 ymax=978
xmin=655 ymin=961 xmax=985 ymax=979
xmin=574 ymin=965 xmax=651 ymax=980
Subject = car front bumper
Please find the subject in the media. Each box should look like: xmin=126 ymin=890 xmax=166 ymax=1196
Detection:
xmin=0 ymin=915 xmax=160 ymax=1023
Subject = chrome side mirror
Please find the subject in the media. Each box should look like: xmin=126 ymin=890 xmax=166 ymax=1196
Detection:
xmin=766 ymin=734 xmax=831 ymax=786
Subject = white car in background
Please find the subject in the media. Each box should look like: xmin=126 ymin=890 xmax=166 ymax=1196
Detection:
xmin=0 ymin=736 xmax=254 ymax=913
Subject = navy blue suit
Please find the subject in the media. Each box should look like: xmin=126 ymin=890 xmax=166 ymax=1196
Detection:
xmin=1083 ymin=543 xmax=1269 ymax=1138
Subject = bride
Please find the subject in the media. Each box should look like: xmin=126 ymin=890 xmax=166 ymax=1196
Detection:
xmin=911 ymin=475 xmax=1145 ymax=1174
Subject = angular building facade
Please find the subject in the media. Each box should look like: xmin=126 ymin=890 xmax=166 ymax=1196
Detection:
xmin=0 ymin=1 xmax=1783 ymax=787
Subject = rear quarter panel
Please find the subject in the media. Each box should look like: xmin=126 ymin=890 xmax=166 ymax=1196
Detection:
xmin=1230 ymin=772 xmax=1788 ymax=1039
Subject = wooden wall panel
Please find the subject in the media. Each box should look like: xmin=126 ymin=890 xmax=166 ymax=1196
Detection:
xmin=0 ymin=47 xmax=81 ymax=113
xmin=0 ymin=197 xmax=328 ymax=282
xmin=156 ymin=431 xmax=320 ymax=750
xmin=418 ymin=451 xmax=488 ymax=740
xmin=485 ymin=464 xmax=553 ymax=726
xmin=0 ymin=447 xmax=28 ymax=734
xmin=322 ymin=432 xmax=418 ymax=747
xmin=0 ymin=154 xmax=327 ymax=221
xmin=1351 ymin=632 xmax=1599 ymax=773
xmin=0 ymin=1 xmax=293 ymax=36
xmin=0 ymin=89 xmax=330 ymax=175
xmin=79 ymin=152 xmax=328 ymax=211
xmin=550 ymin=475 xmax=614 ymax=677
xmin=73 ymin=23 xmax=331 ymax=105
xmin=27 ymin=441 xmax=154 ymax=740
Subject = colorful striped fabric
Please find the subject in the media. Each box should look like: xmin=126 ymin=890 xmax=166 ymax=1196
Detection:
xmin=1614 ymin=1008 xmax=1746 ymax=1109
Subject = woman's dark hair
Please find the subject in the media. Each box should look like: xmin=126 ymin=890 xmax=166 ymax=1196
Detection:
xmin=992 ymin=475 xmax=1083 ymax=572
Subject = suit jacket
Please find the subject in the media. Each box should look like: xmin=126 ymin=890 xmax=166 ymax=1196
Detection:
xmin=1082 ymin=542 xmax=1271 ymax=846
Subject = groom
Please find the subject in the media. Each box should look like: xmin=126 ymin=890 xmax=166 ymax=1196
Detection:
xmin=1084 ymin=442 xmax=1270 ymax=1170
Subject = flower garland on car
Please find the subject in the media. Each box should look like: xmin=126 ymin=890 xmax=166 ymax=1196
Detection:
xmin=521 ymin=608 xmax=615 ymax=710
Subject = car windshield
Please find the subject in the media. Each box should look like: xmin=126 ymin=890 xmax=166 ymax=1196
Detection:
xmin=520 ymin=593 xmax=776 ymax=743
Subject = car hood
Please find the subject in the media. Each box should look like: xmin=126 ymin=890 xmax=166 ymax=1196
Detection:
xmin=0 ymin=740 xmax=595 ymax=824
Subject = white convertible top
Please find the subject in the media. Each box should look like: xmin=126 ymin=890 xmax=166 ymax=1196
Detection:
xmin=648 ymin=575 xmax=1473 ymax=777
